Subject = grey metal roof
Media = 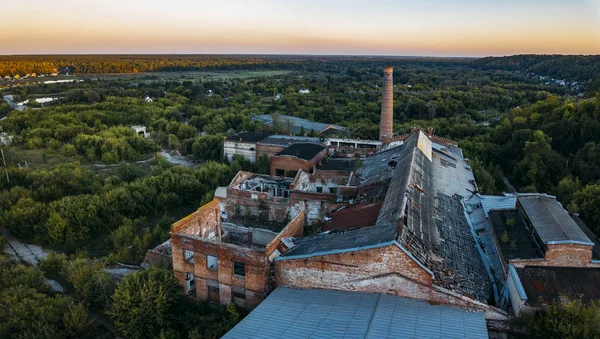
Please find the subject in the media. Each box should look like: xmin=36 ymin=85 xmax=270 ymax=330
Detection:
xmin=479 ymin=194 xmax=517 ymax=218
xmin=278 ymin=224 xmax=396 ymax=260
xmin=276 ymin=143 xmax=326 ymax=161
xmin=252 ymin=114 xmax=347 ymax=134
xmin=377 ymin=131 xmax=435 ymax=266
xmin=258 ymin=135 xmax=323 ymax=147
xmin=223 ymin=287 xmax=488 ymax=339
xmin=226 ymin=132 xmax=269 ymax=142
xmin=518 ymin=195 xmax=593 ymax=245
xmin=356 ymin=144 xmax=406 ymax=187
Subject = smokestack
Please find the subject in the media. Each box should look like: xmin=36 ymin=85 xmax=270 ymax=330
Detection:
xmin=380 ymin=66 xmax=394 ymax=141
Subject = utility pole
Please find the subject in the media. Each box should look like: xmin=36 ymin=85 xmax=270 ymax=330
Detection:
xmin=1 ymin=148 xmax=8 ymax=183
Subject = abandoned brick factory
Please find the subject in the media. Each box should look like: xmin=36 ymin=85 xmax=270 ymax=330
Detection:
xmin=143 ymin=67 xmax=600 ymax=338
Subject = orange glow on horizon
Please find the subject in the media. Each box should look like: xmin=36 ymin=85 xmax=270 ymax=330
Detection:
xmin=1 ymin=0 xmax=599 ymax=56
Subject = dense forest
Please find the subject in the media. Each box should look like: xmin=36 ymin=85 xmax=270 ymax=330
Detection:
xmin=1 ymin=55 xmax=599 ymax=338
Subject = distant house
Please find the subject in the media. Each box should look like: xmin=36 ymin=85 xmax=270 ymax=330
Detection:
xmin=298 ymin=89 xmax=310 ymax=94
xmin=131 ymin=125 xmax=150 ymax=138
xmin=143 ymin=95 xmax=153 ymax=102
xmin=0 ymin=133 xmax=14 ymax=146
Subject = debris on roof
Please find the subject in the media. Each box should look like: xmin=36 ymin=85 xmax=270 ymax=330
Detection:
xmin=515 ymin=266 xmax=600 ymax=308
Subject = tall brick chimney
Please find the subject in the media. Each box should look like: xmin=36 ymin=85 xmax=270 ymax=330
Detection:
xmin=380 ymin=66 xmax=394 ymax=141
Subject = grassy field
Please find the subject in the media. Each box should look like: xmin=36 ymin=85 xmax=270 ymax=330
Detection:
xmin=1 ymin=70 xmax=292 ymax=89
xmin=2 ymin=146 xmax=67 ymax=169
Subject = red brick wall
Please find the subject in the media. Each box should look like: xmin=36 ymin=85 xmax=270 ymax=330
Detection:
xmin=275 ymin=243 xmax=433 ymax=289
xmin=266 ymin=210 xmax=305 ymax=256
xmin=270 ymin=156 xmax=311 ymax=176
xmin=511 ymin=243 xmax=598 ymax=268
xmin=171 ymin=199 xmax=221 ymax=237
xmin=269 ymin=148 xmax=328 ymax=176
xmin=172 ymin=233 xmax=270 ymax=309
xmin=256 ymin=144 xmax=286 ymax=158
xmin=274 ymin=243 xmax=508 ymax=319
xmin=225 ymin=187 xmax=290 ymax=221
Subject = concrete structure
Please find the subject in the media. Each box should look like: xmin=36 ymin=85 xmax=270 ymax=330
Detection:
xmin=379 ymin=66 xmax=394 ymax=141
xmin=224 ymin=132 xmax=268 ymax=163
xmin=131 ymin=125 xmax=150 ymax=138
xmin=224 ymin=287 xmax=489 ymax=339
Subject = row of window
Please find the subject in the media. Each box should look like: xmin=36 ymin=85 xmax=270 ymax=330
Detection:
xmin=207 ymin=285 xmax=246 ymax=300
xmin=184 ymin=250 xmax=246 ymax=277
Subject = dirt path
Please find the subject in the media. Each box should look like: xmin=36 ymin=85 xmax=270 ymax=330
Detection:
xmin=3 ymin=228 xmax=49 ymax=265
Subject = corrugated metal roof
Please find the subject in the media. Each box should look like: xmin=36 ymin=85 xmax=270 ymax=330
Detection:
xmin=518 ymin=195 xmax=593 ymax=245
xmin=258 ymin=135 xmax=323 ymax=147
xmin=252 ymin=114 xmax=347 ymax=134
xmin=224 ymin=287 xmax=488 ymax=339
xmin=479 ymin=194 xmax=516 ymax=218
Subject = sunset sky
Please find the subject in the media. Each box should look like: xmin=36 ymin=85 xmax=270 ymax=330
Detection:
xmin=1 ymin=0 xmax=599 ymax=56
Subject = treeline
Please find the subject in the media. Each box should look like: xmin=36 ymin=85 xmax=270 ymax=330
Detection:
xmin=0 ymin=54 xmax=473 ymax=77
xmin=0 ymin=55 xmax=304 ymax=76
xmin=473 ymin=54 xmax=600 ymax=91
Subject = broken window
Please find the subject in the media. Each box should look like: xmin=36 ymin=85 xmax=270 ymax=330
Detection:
xmin=233 ymin=261 xmax=246 ymax=277
xmin=208 ymin=285 xmax=219 ymax=303
xmin=316 ymin=186 xmax=323 ymax=193
xmin=184 ymin=250 xmax=195 ymax=264
xmin=207 ymin=255 xmax=218 ymax=271
xmin=330 ymin=187 xmax=338 ymax=195
xmin=232 ymin=286 xmax=246 ymax=299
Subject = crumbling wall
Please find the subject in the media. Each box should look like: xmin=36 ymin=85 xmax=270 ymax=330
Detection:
xmin=275 ymin=243 xmax=507 ymax=320
xmin=275 ymin=243 xmax=432 ymax=290
xmin=224 ymin=187 xmax=290 ymax=223
xmin=171 ymin=199 xmax=221 ymax=239
xmin=266 ymin=210 xmax=306 ymax=258
xmin=172 ymin=233 xmax=270 ymax=309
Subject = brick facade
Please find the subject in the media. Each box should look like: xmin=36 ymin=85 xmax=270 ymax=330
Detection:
xmin=275 ymin=243 xmax=507 ymax=320
xmin=269 ymin=148 xmax=328 ymax=177
xmin=510 ymin=243 xmax=599 ymax=269
xmin=171 ymin=200 xmax=307 ymax=309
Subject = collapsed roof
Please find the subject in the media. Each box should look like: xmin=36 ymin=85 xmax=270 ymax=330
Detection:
xmin=280 ymin=129 xmax=492 ymax=303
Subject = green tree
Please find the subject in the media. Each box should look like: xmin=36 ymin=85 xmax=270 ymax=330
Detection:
xmin=512 ymin=296 xmax=600 ymax=338
xmin=518 ymin=130 xmax=564 ymax=192
xmin=573 ymin=184 xmax=600 ymax=235
xmin=108 ymin=267 xmax=182 ymax=339
xmin=192 ymin=135 xmax=224 ymax=161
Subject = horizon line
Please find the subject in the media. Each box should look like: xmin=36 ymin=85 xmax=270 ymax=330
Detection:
xmin=1 ymin=53 xmax=596 ymax=58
